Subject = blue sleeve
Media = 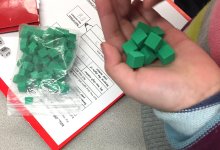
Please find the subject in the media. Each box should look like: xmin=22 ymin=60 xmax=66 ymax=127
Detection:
xmin=154 ymin=92 xmax=220 ymax=149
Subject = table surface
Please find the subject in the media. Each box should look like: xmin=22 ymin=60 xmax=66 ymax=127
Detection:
xmin=0 ymin=92 xmax=146 ymax=150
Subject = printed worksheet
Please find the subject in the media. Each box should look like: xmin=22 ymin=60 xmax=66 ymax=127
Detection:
xmin=0 ymin=0 xmax=189 ymax=149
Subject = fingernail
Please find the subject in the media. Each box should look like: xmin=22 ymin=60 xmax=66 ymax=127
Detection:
xmin=101 ymin=42 xmax=106 ymax=51
xmin=101 ymin=42 xmax=107 ymax=62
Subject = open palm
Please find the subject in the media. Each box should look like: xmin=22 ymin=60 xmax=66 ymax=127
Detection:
xmin=96 ymin=0 xmax=220 ymax=111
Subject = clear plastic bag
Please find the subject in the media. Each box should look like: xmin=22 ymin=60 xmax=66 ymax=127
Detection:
xmin=7 ymin=25 xmax=83 ymax=116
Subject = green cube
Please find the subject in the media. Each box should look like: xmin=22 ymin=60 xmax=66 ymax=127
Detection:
xmin=122 ymin=40 xmax=138 ymax=55
xmin=53 ymin=29 xmax=65 ymax=37
xmin=30 ymin=71 xmax=40 ymax=79
xmin=24 ymin=25 xmax=42 ymax=35
xmin=59 ymin=38 xmax=68 ymax=50
xmin=35 ymin=64 xmax=44 ymax=72
xmin=158 ymin=44 xmax=175 ymax=65
xmin=67 ymin=41 xmax=76 ymax=50
xmin=18 ymin=68 xmax=26 ymax=76
xmin=28 ymin=42 xmax=38 ymax=54
xmin=131 ymin=28 xmax=147 ymax=47
xmin=67 ymin=33 xmax=76 ymax=42
xmin=13 ymin=75 xmax=25 ymax=83
xmin=34 ymin=29 xmax=44 ymax=37
xmin=136 ymin=22 xmax=151 ymax=34
xmin=151 ymin=26 xmax=165 ymax=37
xmin=18 ymin=82 xmax=27 ymax=92
xmin=65 ymin=50 xmax=74 ymax=63
xmin=161 ymin=40 xmax=168 ymax=47
xmin=22 ymin=61 xmax=34 ymax=71
xmin=43 ymin=28 xmax=55 ymax=41
xmin=56 ymin=27 xmax=70 ymax=35
xmin=42 ymin=57 xmax=50 ymax=66
xmin=48 ymin=61 xmax=59 ymax=69
xmin=20 ymin=26 xmax=31 ymax=38
xmin=140 ymin=47 xmax=157 ymax=65
xmin=44 ymin=40 xmax=55 ymax=48
xmin=38 ymin=48 xmax=48 ymax=58
xmin=144 ymin=32 xmax=162 ymax=52
xmin=27 ymin=26 xmax=44 ymax=38
xmin=25 ymin=97 xmax=33 ymax=105
xmin=21 ymin=54 xmax=32 ymax=62
xmin=126 ymin=51 xmax=145 ymax=69
xmin=33 ymin=56 xmax=40 ymax=64
xmin=53 ymin=65 xmax=65 ymax=75
xmin=58 ymin=82 xmax=70 ymax=93
xmin=49 ymin=48 xmax=59 ymax=58
xmin=41 ymin=72 xmax=52 ymax=80
xmin=37 ymin=71 xmax=49 ymax=80
xmin=17 ymin=59 xmax=22 ymax=67
xmin=48 ymin=61 xmax=60 ymax=74
xmin=20 ymin=38 xmax=28 ymax=51
xmin=45 ymin=28 xmax=55 ymax=35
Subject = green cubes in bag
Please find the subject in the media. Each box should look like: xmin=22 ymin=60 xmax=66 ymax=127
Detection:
xmin=13 ymin=25 xmax=77 ymax=96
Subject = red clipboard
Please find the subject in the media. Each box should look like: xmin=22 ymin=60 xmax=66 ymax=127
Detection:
xmin=0 ymin=0 xmax=39 ymax=33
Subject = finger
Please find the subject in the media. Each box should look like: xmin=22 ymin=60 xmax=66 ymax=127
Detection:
xmin=143 ymin=0 xmax=162 ymax=9
xmin=136 ymin=1 xmax=159 ymax=25
xmin=96 ymin=0 xmax=126 ymax=50
xmin=119 ymin=0 xmax=151 ymax=40
xmin=101 ymin=42 xmax=137 ymax=94
xmin=118 ymin=19 xmax=134 ymax=40
xmin=112 ymin=0 xmax=131 ymax=19
xmin=129 ymin=0 xmax=150 ymax=27
xmin=111 ymin=0 xmax=134 ymax=41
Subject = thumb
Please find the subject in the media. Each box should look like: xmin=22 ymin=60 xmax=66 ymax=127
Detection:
xmin=101 ymin=42 xmax=136 ymax=94
xmin=101 ymin=42 xmax=123 ymax=73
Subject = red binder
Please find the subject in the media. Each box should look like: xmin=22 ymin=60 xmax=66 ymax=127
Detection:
xmin=0 ymin=0 xmax=39 ymax=33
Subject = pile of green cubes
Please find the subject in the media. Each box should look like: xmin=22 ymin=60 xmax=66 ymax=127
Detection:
xmin=13 ymin=25 xmax=76 ymax=97
xmin=122 ymin=22 xmax=175 ymax=69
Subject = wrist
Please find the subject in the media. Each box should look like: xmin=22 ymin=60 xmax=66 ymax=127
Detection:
xmin=179 ymin=79 xmax=220 ymax=112
xmin=183 ymin=92 xmax=220 ymax=112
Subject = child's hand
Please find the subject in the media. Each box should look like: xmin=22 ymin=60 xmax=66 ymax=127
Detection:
xmin=96 ymin=0 xmax=220 ymax=111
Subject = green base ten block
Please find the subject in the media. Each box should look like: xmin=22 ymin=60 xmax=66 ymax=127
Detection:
xmin=136 ymin=22 xmax=151 ymax=34
xmin=122 ymin=40 xmax=138 ymax=55
xmin=140 ymin=47 xmax=157 ymax=65
xmin=131 ymin=28 xmax=147 ymax=47
xmin=144 ymin=32 xmax=162 ymax=52
xmin=158 ymin=44 xmax=175 ymax=65
xmin=25 ymin=97 xmax=34 ymax=105
xmin=126 ymin=51 xmax=145 ymax=69
xmin=18 ymin=82 xmax=27 ymax=92
xmin=151 ymin=26 xmax=165 ymax=37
